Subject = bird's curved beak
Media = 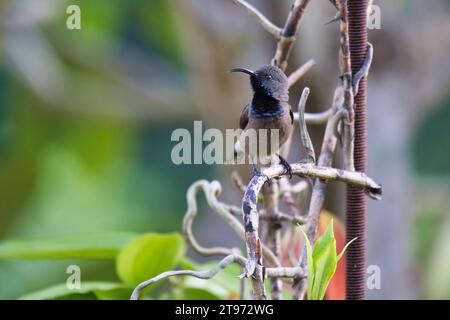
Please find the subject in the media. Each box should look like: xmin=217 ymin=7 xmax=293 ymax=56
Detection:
xmin=230 ymin=67 xmax=255 ymax=77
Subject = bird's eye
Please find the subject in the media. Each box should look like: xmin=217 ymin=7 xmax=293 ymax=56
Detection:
xmin=267 ymin=75 xmax=273 ymax=79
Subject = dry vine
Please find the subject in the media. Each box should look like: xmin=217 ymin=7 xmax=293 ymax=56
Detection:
xmin=131 ymin=0 xmax=379 ymax=300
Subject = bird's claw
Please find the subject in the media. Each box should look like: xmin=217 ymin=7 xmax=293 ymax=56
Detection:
xmin=277 ymin=154 xmax=293 ymax=179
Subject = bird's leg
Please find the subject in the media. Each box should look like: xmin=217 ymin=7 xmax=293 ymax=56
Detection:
xmin=276 ymin=154 xmax=293 ymax=179
xmin=250 ymin=158 xmax=271 ymax=186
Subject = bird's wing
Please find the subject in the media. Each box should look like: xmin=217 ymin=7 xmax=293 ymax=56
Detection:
xmin=239 ymin=104 xmax=250 ymax=130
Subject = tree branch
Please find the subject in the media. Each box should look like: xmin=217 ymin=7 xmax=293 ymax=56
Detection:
xmin=230 ymin=0 xmax=282 ymax=38
xmin=130 ymin=253 xmax=305 ymax=300
xmin=184 ymin=180 xmax=280 ymax=267
xmin=130 ymin=254 xmax=246 ymax=300
xmin=288 ymin=59 xmax=316 ymax=87
xmin=272 ymin=0 xmax=312 ymax=70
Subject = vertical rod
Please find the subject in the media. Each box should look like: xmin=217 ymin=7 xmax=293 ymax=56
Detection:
xmin=346 ymin=0 xmax=369 ymax=300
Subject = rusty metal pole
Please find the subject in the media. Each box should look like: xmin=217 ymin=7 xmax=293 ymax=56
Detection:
xmin=346 ymin=0 xmax=369 ymax=300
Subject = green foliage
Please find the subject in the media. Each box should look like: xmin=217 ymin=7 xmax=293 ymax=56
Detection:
xmin=116 ymin=233 xmax=186 ymax=286
xmin=412 ymin=96 xmax=450 ymax=176
xmin=302 ymin=220 xmax=355 ymax=300
xmin=0 ymin=228 xmax=243 ymax=300
xmin=0 ymin=232 xmax=138 ymax=260
xmin=18 ymin=282 xmax=130 ymax=300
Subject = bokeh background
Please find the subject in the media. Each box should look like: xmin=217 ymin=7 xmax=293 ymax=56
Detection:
xmin=0 ymin=0 xmax=449 ymax=299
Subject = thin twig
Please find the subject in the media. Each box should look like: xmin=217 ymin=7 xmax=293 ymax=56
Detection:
xmin=230 ymin=0 xmax=282 ymax=38
xmin=184 ymin=180 xmax=280 ymax=267
xmin=298 ymin=87 xmax=316 ymax=163
xmin=294 ymin=108 xmax=334 ymax=125
xmin=231 ymin=171 xmax=247 ymax=193
xmin=228 ymin=205 xmax=306 ymax=226
xmin=130 ymin=254 xmax=247 ymax=300
xmin=184 ymin=180 xmax=241 ymax=257
xmin=130 ymin=253 xmax=305 ymax=300
xmin=288 ymin=59 xmax=316 ymax=87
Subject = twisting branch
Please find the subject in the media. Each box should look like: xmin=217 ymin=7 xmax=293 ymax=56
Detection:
xmin=184 ymin=180 xmax=280 ymax=267
xmin=130 ymin=254 xmax=247 ymax=300
xmin=130 ymin=253 xmax=305 ymax=300
xmin=184 ymin=180 xmax=242 ymax=257
xmin=298 ymin=87 xmax=316 ymax=163
xmin=230 ymin=0 xmax=282 ymax=38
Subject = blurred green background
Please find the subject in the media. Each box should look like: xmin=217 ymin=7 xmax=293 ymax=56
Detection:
xmin=0 ymin=0 xmax=449 ymax=299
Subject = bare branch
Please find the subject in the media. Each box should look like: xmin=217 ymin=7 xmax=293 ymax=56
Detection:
xmin=353 ymin=43 xmax=373 ymax=95
xmin=230 ymin=0 xmax=282 ymax=38
xmin=231 ymin=171 xmax=247 ymax=193
xmin=336 ymin=0 xmax=355 ymax=171
xmin=130 ymin=254 xmax=247 ymax=300
xmin=184 ymin=180 xmax=241 ymax=257
xmin=298 ymin=87 xmax=316 ymax=163
xmin=261 ymin=182 xmax=282 ymax=300
xmin=259 ymin=210 xmax=306 ymax=226
xmin=247 ymin=164 xmax=381 ymax=200
xmin=272 ymin=0 xmax=312 ymax=70
xmin=288 ymin=59 xmax=316 ymax=87
xmin=294 ymin=108 xmax=334 ymax=125
xmin=130 ymin=253 xmax=305 ymax=300
xmin=266 ymin=267 xmax=305 ymax=279
xmin=184 ymin=180 xmax=280 ymax=267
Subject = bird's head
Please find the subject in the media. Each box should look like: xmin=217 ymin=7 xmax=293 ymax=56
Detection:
xmin=230 ymin=64 xmax=289 ymax=102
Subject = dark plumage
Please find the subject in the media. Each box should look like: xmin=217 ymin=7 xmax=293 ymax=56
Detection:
xmin=230 ymin=65 xmax=293 ymax=171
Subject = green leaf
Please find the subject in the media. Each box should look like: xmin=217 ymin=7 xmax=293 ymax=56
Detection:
xmin=337 ymin=237 xmax=357 ymax=262
xmin=0 ymin=232 xmax=139 ymax=260
xmin=303 ymin=219 xmax=358 ymax=300
xmin=18 ymin=282 xmax=128 ymax=300
xmin=310 ymin=219 xmax=337 ymax=300
xmin=116 ymin=233 xmax=185 ymax=286
xmin=173 ymin=287 xmax=221 ymax=300
xmin=300 ymin=228 xmax=314 ymax=299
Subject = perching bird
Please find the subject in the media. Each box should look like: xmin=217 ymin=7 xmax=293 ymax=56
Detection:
xmin=230 ymin=64 xmax=294 ymax=177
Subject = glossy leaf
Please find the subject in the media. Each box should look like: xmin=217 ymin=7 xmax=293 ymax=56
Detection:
xmin=18 ymin=282 xmax=128 ymax=300
xmin=300 ymin=228 xmax=314 ymax=299
xmin=310 ymin=220 xmax=337 ymax=300
xmin=116 ymin=233 xmax=185 ymax=286
xmin=302 ymin=219 xmax=356 ymax=300
xmin=0 ymin=232 xmax=138 ymax=260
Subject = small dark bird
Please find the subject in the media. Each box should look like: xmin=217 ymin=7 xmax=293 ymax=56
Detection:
xmin=230 ymin=64 xmax=293 ymax=177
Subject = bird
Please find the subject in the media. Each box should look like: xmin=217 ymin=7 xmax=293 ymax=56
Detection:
xmin=230 ymin=64 xmax=294 ymax=177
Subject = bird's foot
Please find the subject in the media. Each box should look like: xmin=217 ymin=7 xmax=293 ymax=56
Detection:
xmin=250 ymin=162 xmax=271 ymax=186
xmin=277 ymin=154 xmax=293 ymax=179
